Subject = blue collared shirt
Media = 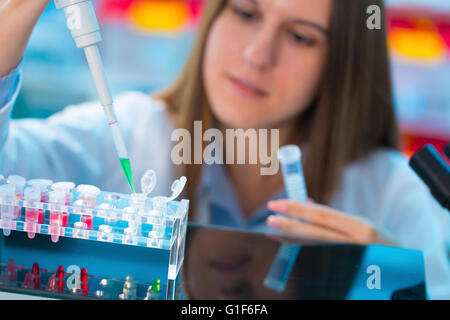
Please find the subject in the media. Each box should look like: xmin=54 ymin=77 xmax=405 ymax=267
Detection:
xmin=200 ymin=162 xmax=286 ymax=234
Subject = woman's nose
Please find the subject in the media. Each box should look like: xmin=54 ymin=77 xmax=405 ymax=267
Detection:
xmin=243 ymin=26 xmax=278 ymax=70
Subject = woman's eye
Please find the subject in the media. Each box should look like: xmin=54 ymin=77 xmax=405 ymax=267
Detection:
xmin=289 ymin=31 xmax=313 ymax=45
xmin=232 ymin=6 xmax=257 ymax=21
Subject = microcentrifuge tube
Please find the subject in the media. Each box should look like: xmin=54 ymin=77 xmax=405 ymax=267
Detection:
xmin=98 ymin=224 xmax=112 ymax=241
xmin=56 ymin=265 xmax=64 ymax=293
xmin=7 ymin=259 xmax=17 ymax=283
xmin=31 ymin=262 xmax=40 ymax=290
xmin=144 ymin=278 xmax=160 ymax=300
xmin=24 ymin=188 xmax=41 ymax=239
xmin=22 ymin=272 xmax=33 ymax=289
xmin=80 ymin=268 xmax=88 ymax=296
xmin=49 ymin=190 xmax=66 ymax=243
xmin=0 ymin=184 xmax=16 ymax=236
xmin=7 ymin=175 xmax=26 ymax=219
xmin=74 ymin=221 xmax=88 ymax=239
xmin=28 ymin=179 xmax=52 ymax=224
xmin=76 ymin=185 xmax=100 ymax=207
xmin=76 ymin=185 xmax=100 ymax=230
xmin=123 ymin=227 xmax=135 ymax=244
xmin=122 ymin=275 xmax=136 ymax=300
xmin=51 ymin=182 xmax=76 ymax=226
xmin=264 ymin=145 xmax=306 ymax=293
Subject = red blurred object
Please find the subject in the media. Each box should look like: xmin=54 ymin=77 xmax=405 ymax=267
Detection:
xmin=80 ymin=268 xmax=88 ymax=296
xmin=95 ymin=0 xmax=134 ymax=22
xmin=188 ymin=0 xmax=203 ymax=23
xmin=62 ymin=212 xmax=68 ymax=227
xmin=31 ymin=263 xmax=40 ymax=289
xmin=402 ymin=133 xmax=450 ymax=165
xmin=7 ymin=259 xmax=17 ymax=283
xmin=56 ymin=265 xmax=64 ymax=293
xmin=81 ymin=215 xmax=93 ymax=230
xmin=22 ymin=272 xmax=33 ymax=288
xmin=437 ymin=22 xmax=450 ymax=49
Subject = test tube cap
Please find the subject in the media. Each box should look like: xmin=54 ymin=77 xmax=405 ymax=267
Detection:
xmin=76 ymin=184 xmax=101 ymax=196
xmin=28 ymin=179 xmax=53 ymax=191
xmin=7 ymin=175 xmax=26 ymax=189
xmin=278 ymin=145 xmax=301 ymax=164
xmin=52 ymin=182 xmax=75 ymax=192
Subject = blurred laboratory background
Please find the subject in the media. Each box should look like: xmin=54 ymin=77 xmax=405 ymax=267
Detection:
xmin=13 ymin=0 xmax=450 ymax=157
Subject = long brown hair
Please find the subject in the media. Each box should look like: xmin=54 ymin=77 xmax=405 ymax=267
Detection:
xmin=156 ymin=0 xmax=400 ymax=219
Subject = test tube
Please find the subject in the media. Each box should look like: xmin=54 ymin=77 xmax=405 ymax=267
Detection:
xmin=97 ymin=203 xmax=117 ymax=225
xmin=31 ymin=262 xmax=40 ymax=290
xmin=98 ymin=224 xmax=112 ymax=242
xmin=28 ymin=179 xmax=53 ymax=224
xmin=144 ymin=278 xmax=160 ymax=300
xmin=0 ymin=184 xmax=16 ymax=236
xmin=0 ymin=259 xmax=17 ymax=285
xmin=123 ymin=227 xmax=136 ymax=245
xmin=121 ymin=275 xmax=136 ymax=300
xmin=51 ymin=182 xmax=75 ymax=227
xmin=7 ymin=259 xmax=17 ymax=283
xmin=49 ymin=190 xmax=66 ymax=243
xmin=130 ymin=193 xmax=147 ymax=212
xmin=152 ymin=197 xmax=168 ymax=216
xmin=8 ymin=175 xmax=26 ymax=219
xmin=80 ymin=268 xmax=88 ymax=296
xmin=74 ymin=221 xmax=88 ymax=239
xmin=23 ymin=187 xmax=41 ymax=239
xmin=56 ymin=266 xmax=65 ymax=293
xmin=75 ymin=185 xmax=101 ymax=230
xmin=264 ymin=145 xmax=307 ymax=292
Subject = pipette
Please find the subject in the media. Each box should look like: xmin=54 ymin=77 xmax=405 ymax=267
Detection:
xmin=54 ymin=0 xmax=136 ymax=193
xmin=264 ymin=145 xmax=307 ymax=292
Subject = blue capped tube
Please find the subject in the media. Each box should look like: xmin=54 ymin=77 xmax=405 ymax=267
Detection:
xmin=264 ymin=145 xmax=307 ymax=292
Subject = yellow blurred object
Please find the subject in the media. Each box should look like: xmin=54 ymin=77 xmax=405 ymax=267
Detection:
xmin=129 ymin=0 xmax=189 ymax=31
xmin=389 ymin=19 xmax=446 ymax=62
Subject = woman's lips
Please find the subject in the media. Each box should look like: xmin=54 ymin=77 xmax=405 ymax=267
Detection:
xmin=208 ymin=255 xmax=251 ymax=273
xmin=228 ymin=75 xmax=269 ymax=99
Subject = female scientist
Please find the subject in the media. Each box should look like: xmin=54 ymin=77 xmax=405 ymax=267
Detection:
xmin=0 ymin=0 xmax=448 ymax=298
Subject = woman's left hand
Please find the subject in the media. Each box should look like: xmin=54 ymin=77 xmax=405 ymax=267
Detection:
xmin=266 ymin=199 xmax=400 ymax=247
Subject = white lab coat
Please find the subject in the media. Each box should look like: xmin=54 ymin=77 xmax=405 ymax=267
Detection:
xmin=0 ymin=71 xmax=449 ymax=299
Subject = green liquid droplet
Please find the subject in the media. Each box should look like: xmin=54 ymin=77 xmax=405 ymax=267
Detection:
xmin=120 ymin=158 xmax=136 ymax=194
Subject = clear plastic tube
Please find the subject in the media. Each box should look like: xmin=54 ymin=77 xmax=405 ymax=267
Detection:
xmin=0 ymin=184 xmax=16 ymax=236
xmin=24 ymin=188 xmax=41 ymax=239
xmin=8 ymin=175 xmax=26 ymax=219
xmin=49 ymin=190 xmax=66 ymax=243
xmin=28 ymin=179 xmax=53 ymax=224
xmin=264 ymin=145 xmax=307 ymax=292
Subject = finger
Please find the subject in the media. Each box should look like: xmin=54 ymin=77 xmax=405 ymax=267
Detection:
xmin=267 ymin=199 xmax=368 ymax=235
xmin=266 ymin=215 xmax=355 ymax=244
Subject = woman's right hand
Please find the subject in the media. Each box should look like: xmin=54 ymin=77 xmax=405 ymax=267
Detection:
xmin=0 ymin=0 xmax=51 ymax=77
